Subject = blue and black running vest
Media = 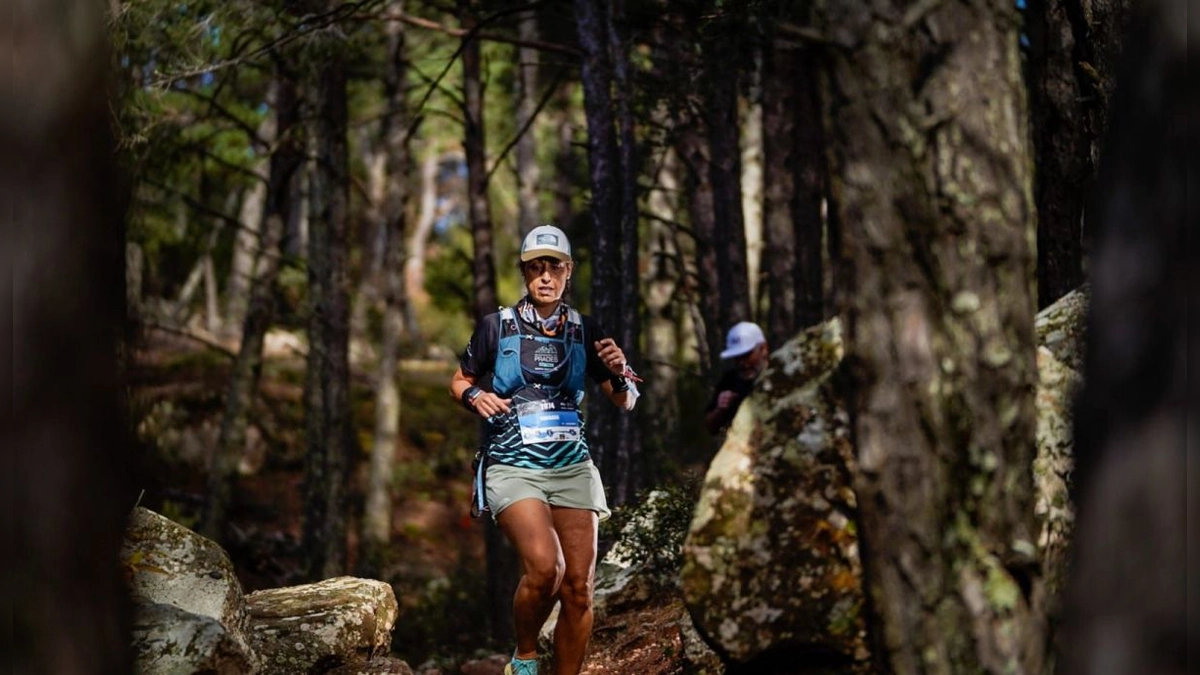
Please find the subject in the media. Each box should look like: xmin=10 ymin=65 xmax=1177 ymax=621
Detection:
xmin=484 ymin=306 xmax=590 ymax=469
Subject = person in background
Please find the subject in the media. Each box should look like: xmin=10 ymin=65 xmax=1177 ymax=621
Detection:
xmin=449 ymin=224 xmax=639 ymax=675
xmin=704 ymin=321 xmax=769 ymax=435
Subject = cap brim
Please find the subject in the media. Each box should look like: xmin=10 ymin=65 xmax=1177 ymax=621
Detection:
xmin=520 ymin=249 xmax=571 ymax=262
xmin=719 ymin=344 xmax=756 ymax=359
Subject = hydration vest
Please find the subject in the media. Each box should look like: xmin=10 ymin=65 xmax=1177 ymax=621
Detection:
xmin=492 ymin=305 xmax=587 ymax=403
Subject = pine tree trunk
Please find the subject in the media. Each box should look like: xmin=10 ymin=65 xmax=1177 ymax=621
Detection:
xmin=302 ymin=22 xmax=353 ymax=581
xmin=11 ymin=2 xmax=132 ymax=670
xmin=515 ymin=9 xmax=542 ymax=235
xmin=460 ymin=1 xmax=497 ymax=321
xmin=814 ymin=1 xmax=1044 ymax=672
xmin=1026 ymin=0 xmax=1132 ymax=308
xmin=677 ymin=120 xmax=721 ymax=377
xmin=791 ymin=45 xmax=827 ymax=329
xmin=705 ymin=12 xmax=751 ymax=328
xmin=607 ymin=1 xmax=641 ymax=505
xmin=762 ymin=37 xmax=799 ymax=346
xmin=404 ymin=147 xmax=439 ymax=334
xmin=574 ymin=0 xmax=632 ymax=504
xmin=362 ymin=2 xmax=411 ymax=575
xmin=203 ymin=72 xmax=302 ymax=542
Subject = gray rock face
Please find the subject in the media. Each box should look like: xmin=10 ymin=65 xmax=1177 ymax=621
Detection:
xmin=247 ymin=576 xmax=400 ymax=675
xmin=122 ymin=507 xmax=405 ymax=675
xmin=681 ymin=289 xmax=1087 ymax=668
xmin=122 ymin=507 xmax=260 ymax=674
xmin=681 ymin=319 xmax=865 ymax=666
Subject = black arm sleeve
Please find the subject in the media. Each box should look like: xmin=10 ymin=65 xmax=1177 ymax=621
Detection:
xmin=459 ymin=313 xmax=501 ymax=385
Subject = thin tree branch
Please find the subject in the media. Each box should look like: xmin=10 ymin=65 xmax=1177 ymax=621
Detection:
xmin=484 ymin=67 xmax=566 ymax=185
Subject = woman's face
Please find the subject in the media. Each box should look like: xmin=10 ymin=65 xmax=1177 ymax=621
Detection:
xmin=521 ymin=256 xmax=572 ymax=306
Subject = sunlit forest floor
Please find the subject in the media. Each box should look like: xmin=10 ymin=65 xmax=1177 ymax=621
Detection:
xmin=127 ymin=326 xmax=690 ymax=672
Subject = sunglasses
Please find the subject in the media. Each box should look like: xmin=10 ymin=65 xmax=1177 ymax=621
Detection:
xmin=522 ymin=259 xmax=570 ymax=276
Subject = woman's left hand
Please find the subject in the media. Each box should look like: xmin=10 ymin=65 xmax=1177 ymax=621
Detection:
xmin=594 ymin=338 xmax=626 ymax=376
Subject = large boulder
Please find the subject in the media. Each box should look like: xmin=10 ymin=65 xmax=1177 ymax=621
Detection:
xmin=247 ymin=576 xmax=399 ymax=675
xmin=681 ymin=318 xmax=865 ymax=668
xmin=681 ymin=288 xmax=1087 ymax=669
xmin=122 ymin=507 xmax=407 ymax=675
xmin=122 ymin=506 xmax=260 ymax=674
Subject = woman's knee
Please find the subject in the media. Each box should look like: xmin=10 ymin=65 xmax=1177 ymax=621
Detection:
xmin=558 ymin=573 xmax=594 ymax=611
xmin=522 ymin=553 xmax=565 ymax=595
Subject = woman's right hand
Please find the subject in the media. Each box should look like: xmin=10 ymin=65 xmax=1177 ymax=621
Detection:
xmin=469 ymin=391 xmax=512 ymax=418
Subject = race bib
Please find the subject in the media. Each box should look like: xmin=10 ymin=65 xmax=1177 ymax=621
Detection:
xmin=516 ymin=399 xmax=581 ymax=445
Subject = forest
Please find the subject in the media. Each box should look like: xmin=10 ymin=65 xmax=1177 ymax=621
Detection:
xmin=10 ymin=0 xmax=1190 ymax=674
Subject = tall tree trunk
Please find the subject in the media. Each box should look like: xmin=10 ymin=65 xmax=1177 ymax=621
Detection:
xmin=704 ymin=14 xmax=751 ymax=328
xmin=302 ymin=21 xmax=353 ymax=581
xmin=460 ymin=1 xmax=497 ymax=321
xmin=552 ymin=84 xmax=579 ymax=230
xmin=574 ymin=0 xmax=630 ymax=503
xmin=642 ymin=146 xmax=681 ymax=483
xmin=741 ymin=49 xmax=764 ymax=317
xmin=761 ymin=37 xmax=799 ymax=346
xmin=1063 ymin=2 xmax=1190 ymax=672
xmin=224 ymin=115 xmax=274 ymax=342
xmin=791 ymin=45 xmax=827 ymax=329
xmin=515 ymin=9 xmax=542 ymax=235
xmin=677 ymin=120 xmax=720 ymax=377
xmin=814 ymin=1 xmax=1043 ymax=672
xmin=458 ymin=0 xmax=515 ymax=643
xmin=1026 ymin=0 xmax=1132 ymax=308
xmin=362 ymin=1 xmax=411 ymax=576
xmin=606 ymin=0 xmax=641 ymax=504
xmin=202 ymin=73 xmax=302 ymax=541
xmin=10 ymin=2 xmax=132 ymax=671
xmin=404 ymin=146 xmax=439 ymax=335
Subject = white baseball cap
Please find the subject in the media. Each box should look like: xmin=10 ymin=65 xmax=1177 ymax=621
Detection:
xmin=520 ymin=224 xmax=572 ymax=262
xmin=719 ymin=321 xmax=765 ymax=359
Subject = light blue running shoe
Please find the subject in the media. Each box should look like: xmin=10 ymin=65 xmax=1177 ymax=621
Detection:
xmin=503 ymin=655 xmax=538 ymax=675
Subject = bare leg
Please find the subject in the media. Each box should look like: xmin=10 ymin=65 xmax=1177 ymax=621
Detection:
xmin=550 ymin=507 xmax=599 ymax=675
xmin=498 ymin=499 xmax=564 ymax=658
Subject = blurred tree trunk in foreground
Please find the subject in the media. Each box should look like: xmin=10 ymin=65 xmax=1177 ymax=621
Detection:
xmin=1063 ymin=1 xmax=1191 ymax=672
xmin=302 ymin=10 xmax=354 ymax=580
xmin=9 ymin=1 xmax=132 ymax=672
xmin=815 ymin=0 xmax=1045 ymax=672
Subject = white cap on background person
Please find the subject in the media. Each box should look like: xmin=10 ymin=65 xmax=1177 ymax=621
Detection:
xmin=719 ymin=321 xmax=766 ymax=359
xmin=520 ymin=224 xmax=572 ymax=262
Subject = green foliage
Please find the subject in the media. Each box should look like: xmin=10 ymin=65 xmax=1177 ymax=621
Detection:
xmin=600 ymin=478 xmax=702 ymax=583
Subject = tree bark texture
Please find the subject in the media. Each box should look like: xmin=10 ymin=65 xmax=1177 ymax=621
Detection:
xmin=573 ymin=0 xmax=629 ymax=501
xmin=814 ymin=1 xmax=1042 ymax=672
xmin=302 ymin=26 xmax=353 ymax=581
xmin=363 ymin=3 xmax=411 ymax=572
xmin=704 ymin=15 xmax=751 ymax=329
xmin=790 ymin=45 xmax=828 ymax=330
xmin=1062 ymin=2 xmax=1190 ymax=672
xmin=1026 ymin=0 xmax=1132 ymax=309
xmin=762 ymin=38 xmax=799 ymax=346
xmin=460 ymin=2 xmax=498 ymax=322
xmin=606 ymin=0 xmax=642 ymax=505
xmin=515 ymin=9 xmax=542 ymax=235
xmin=677 ymin=119 xmax=721 ymax=378
xmin=404 ymin=147 xmax=439 ymax=334
xmin=204 ymin=73 xmax=301 ymax=541
xmin=9 ymin=2 xmax=132 ymax=671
